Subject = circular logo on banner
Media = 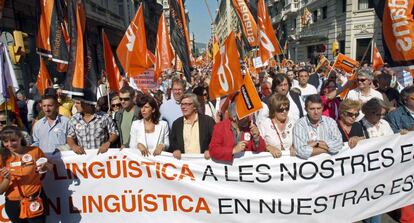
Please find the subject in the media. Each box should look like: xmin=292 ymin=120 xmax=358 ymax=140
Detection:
xmin=22 ymin=154 xmax=33 ymax=163
xmin=30 ymin=201 xmax=40 ymax=212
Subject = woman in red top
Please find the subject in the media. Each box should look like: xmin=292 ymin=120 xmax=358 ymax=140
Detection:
xmin=0 ymin=126 xmax=50 ymax=223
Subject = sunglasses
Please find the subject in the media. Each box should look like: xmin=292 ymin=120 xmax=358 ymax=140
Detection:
xmin=119 ymin=97 xmax=130 ymax=101
xmin=0 ymin=120 xmax=6 ymax=125
xmin=344 ymin=111 xmax=359 ymax=118
xmin=180 ymin=102 xmax=193 ymax=107
xmin=357 ymin=78 xmax=368 ymax=83
xmin=111 ymin=103 xmax=121 ymax=108
xmin=276 ymin=107 xmax=289 ymax=113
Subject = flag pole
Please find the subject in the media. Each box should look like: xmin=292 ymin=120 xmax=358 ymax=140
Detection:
xmin=101 ymin=29 xmax=111 ymax=113
xmin=203 ymin=0 xmax=214 ymax=23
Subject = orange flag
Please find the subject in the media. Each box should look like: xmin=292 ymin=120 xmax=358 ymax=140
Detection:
xmin=154 ymin=13 xmax=174 ymax=81
xmin=102 ymin=30 xmax=122 ymax=92
xmin=232 ymin=0 xmax=258 ymax=47
xmin=36 ymin=57 xmax=51 ymax=96
xmin=372 ymin=44 xmax=384 ymax=71
xmin=257 ymin=0 xmax=282 ymax=63
xmin=235 ymin=71 xmax=263 ymax=119
xmin=333 ymin=53 xmax=359 ymax=74
xmin=116 ymin=5 xmax=152 ymax=77
xmin=209 ymin=32 xmax=244 ymax=99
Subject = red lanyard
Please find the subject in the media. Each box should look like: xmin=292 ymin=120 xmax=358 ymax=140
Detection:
xmin=338 ymin=121 xmax=349 ymax=141
xmin=271 ymin=119 xmax=285 ymax=150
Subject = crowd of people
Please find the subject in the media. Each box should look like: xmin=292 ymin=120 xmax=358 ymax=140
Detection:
xmin=0 ymin=60 xmax=413 ymax=222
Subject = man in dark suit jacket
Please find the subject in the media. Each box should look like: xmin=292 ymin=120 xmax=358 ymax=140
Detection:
xmin=308 ymin=72 xmax=320 ymax=90
xmin=169 ymin=93 xmax=215 ymax=159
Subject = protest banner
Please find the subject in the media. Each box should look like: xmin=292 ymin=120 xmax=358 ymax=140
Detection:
xmin=1 ymin=133 xmax=414 ymax=222
xmin=131 ymin=69 xmax=158 ymax=91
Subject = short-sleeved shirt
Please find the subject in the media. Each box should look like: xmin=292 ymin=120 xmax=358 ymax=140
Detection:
xmin=0 ymin=147 xmax=45 ymax=201
xmin=32 ymin=115 xmax=69 ymax=153
xmin=68 ymin=112 xmax=118 ymax=150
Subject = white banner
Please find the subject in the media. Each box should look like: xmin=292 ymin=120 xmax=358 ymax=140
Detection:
xmin=1 ymin=133 xmax=414 ymax=222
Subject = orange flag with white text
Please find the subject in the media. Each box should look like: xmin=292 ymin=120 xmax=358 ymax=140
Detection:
xmin=231 ymin=0 xmax=258 ymax=47
xmin=102 ymin=30 xmax=122 ymax=92
xmin=235 ymin=71 xmax=263 ymax=119
xmin=36 ymin=57 xmax=51 ymax=96
xmin=116 ymin=5 xmax=152 ymax=77
xmin=258 ymin=0 xmax=282 ymax=63
xmin=154 ymin=13 xmax=174 ymax=81
xmin=372 ymin=44 xmax=384 ymax=71
xmin=209 ymin=32 xmax=244 ymax=99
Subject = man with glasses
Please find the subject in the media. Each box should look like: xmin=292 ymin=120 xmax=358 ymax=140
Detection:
xmin=160 ymin=78 xmax=186 ymax=129
xmin=32 ymin=95 xmax=69 ymax=153
xmin=293 ymin=94 xmax=343 ymax=159
xmin=114 ymin=86 xmax=140 ymax=148
xmin=346 ymin=69 xmax=383 ymax=104
xmin=169 ymin=93 xmax=215 ymax=159
xmin=0 ymin=111 xmax=31 ymax=145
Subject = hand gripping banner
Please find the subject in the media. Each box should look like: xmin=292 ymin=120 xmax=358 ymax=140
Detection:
xmin=0 ymin=133 xmax=414 ymax=222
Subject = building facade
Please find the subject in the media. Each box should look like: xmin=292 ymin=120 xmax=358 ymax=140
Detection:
xmin=213 ymin=0 xmax=239 ymax=43
xmin=268 ymin=0 xmax=382 ymax=63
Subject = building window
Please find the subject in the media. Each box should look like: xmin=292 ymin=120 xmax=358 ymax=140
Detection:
xmin=342 ymin=0 xmax=347 ymax=13
xmin=313 ymin=10 xmax=318 ymax=23
xmin=358 ymin=0 xmax=374 ymax=10
xmin=356 ymin=38 xmax=372 ymax=65
xmin=322 ymin=6 xmax=328 ymax=19
xmin=339 ymin=40 xmax=345 ymax=54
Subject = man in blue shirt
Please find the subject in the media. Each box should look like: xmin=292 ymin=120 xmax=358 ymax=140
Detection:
xmin=160 ymin=77 xmax=185 ymax=129
xmin=32 ymin=95 xmax=70 ymax=153
xmin=293 ymin=94 xmax=343 ymax=159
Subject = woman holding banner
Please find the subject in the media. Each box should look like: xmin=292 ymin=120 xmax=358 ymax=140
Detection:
xmin=259 ymin=94 xmax=296 ymax=158
xmin=0 ymin=126 xmax=50 ymax=223
xmin=337 ymin=99 xmax=365 ymax=149
xmin=129 ymin=95 xmax=169 ymax=156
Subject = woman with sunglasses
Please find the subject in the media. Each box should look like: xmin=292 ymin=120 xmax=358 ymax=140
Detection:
xmin=0 ymin=126 xmax=51 ymax=223
xmin=259 ymin=94 xmax=296 ymax=158
xmin=110 ymin=96 xmax=121 ymax=119
xmin=337 ymin=99 xmax=365 ymax=148
xmin=360 ymin=98 xmax=393 ymax=139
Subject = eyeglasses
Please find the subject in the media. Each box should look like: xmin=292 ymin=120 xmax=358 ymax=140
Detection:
xmin=180 ymin=102 xmax=193 ymax=107
xmin=276 ymin=107 xmax=289 ymax=113
xmin=344 ymin=111 xmax=359 ymax=118
xmin=357 ymin=78 xmax=368 ymax=83
xmin=111 ymin=103 xmax=121 ymax=108
xmin=119 ymin=97 xmax=130 ymax=101
xmin=0 ymin=121 xmax=6 ymax=125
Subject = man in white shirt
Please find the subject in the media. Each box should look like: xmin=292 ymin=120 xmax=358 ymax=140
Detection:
xmin=293 ymin=69 xmax=317 ymax=99
xmin=346 ymin=69 xmax=383 ymax=103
